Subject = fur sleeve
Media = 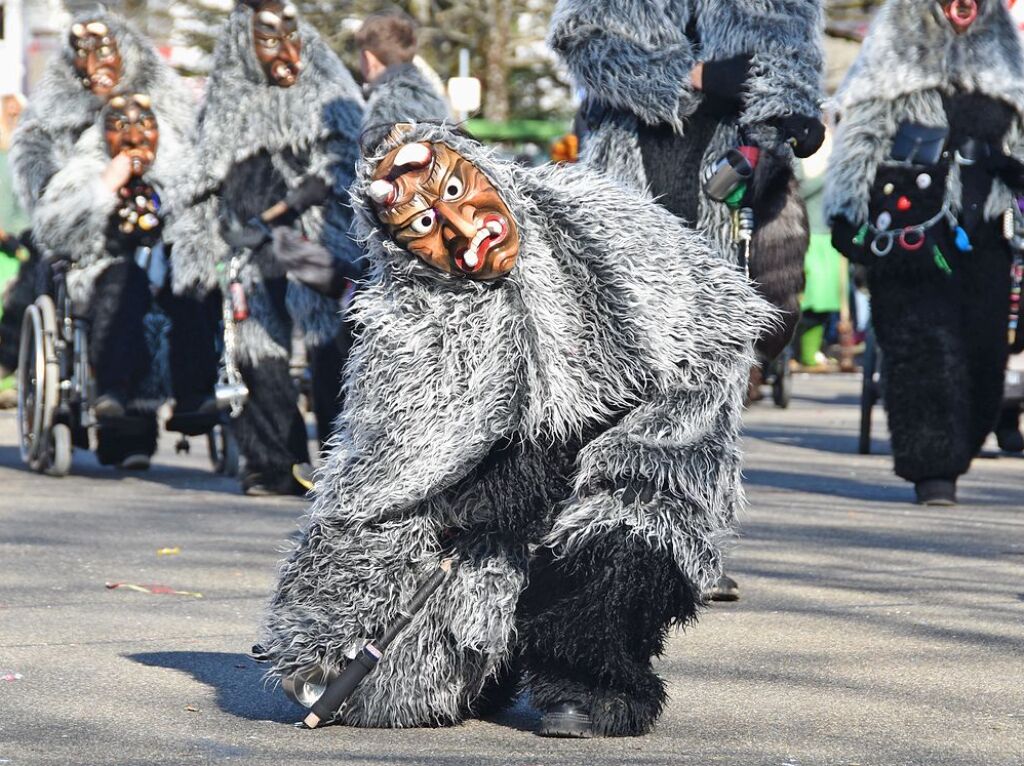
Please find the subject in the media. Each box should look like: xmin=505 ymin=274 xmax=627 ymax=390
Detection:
xmin=548 ymin=0 xmax=700 ymax=129
xmin=730 ymin=0 xmax=825 ymax=127
xmin=310 ymin=270 xmax=524 ymax=525
xmin=8 ymin=115 xmax=67 ymax=214
xmin=30 ymin=136 xmax=116 ymax=266
xmin=165 ymin=193 xmax=230 ymax=295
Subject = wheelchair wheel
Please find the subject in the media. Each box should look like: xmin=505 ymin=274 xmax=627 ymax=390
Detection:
xmin=44 ymin=423 xmax=73 ymax=477
xmin=208 ymin=423 xmax=240 ymax=477
xmin=17 ymin=297 xmax=60 ymax=469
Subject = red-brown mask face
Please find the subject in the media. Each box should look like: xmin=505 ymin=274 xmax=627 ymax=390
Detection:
xmin=370 ymin=141 xmax=520 ymax=280
xmin=941 ymin=0 xmax=979 ymax=34
xmin=104 ymin=94 xmax=159 ymax=177
xmin=70 ymin=20 xmax=122 ymax=97
xmin=252 ymin=0 xmax=302 ymax=88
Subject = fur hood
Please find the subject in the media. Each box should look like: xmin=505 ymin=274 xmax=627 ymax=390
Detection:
xmin=322 ymin=121 xmax=773 ymax=520
xmin=834 ymin=0 xmax=1024 ymax=113
xmin=361 ymin=63 xmax=452 ymax=153
xmin=188 ymin=4 xmax=363 ymax=197
xmin=10 ymin=10 xmax=195 ymax=213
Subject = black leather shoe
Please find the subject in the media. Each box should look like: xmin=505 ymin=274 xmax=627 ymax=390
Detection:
xmin=537 ymin=700 xmax=594 ymax=738
xmin=706 ymin=573 xmax=740 ymax=602
xmin=915 ymin=479 xmax=957 ymax=506
xmin=996 ymin=426 xmax=1024 ymax=454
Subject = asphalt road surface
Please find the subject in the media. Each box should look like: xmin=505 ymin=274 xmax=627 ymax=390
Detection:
xmin=1 ymin=375 xmax=1021 ymax=765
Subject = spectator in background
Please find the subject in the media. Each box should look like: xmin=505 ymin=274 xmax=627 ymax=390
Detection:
xmin=355 ymin=10 xmax=451 ymax=154
xmin=0 ymin=93 xmax=31 ymax=403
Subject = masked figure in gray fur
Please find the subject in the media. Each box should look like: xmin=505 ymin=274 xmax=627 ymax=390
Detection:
xmin=826 ymin=0 xmax=1024 ymax=506
xmin=167 ymin=0 xmax=364 ymax=496
xmin=549 ymin=0 xmax=825 ymax=361
xmin=261 ymin=123 xmax=774 ymax=737
xmin=9 ymin=12 xmax=217 ymax=468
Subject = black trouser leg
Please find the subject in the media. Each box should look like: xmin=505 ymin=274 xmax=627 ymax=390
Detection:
xmin=869 ymin=265 xmax=972 ymax=482
xmin=235 ymin=356 xmax=309 ymax=490
xmin=959 ymin=225 xmax=1012 ymax=455
xmin=89 ymin=259 xmax=153 ymax=400
xmin=0 ymin=248 xmax=40 ymax=372
xmin=519 ymin=527 xmax=699 ymax=736
xmin=308 ymin=334 xmax=344 ymax=447
xmin=157 ymin=287 xmax=220 ymax=420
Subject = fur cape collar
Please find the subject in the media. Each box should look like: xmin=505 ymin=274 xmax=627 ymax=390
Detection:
xmin=190 ymin=4 xmax=363 ymax=195
xmin=835 ymin=0 xmax=1024 ymax=113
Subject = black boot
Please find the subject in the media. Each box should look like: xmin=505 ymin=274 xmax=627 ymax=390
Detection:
xmin=914 ymin=478 xmax=957 ymax=506
xmin=995 ymin=406 xmax=1024 ymax=453
xmin=705 ymin=572 xmax=740 ymax=603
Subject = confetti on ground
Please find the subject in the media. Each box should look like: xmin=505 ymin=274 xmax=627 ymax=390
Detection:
xmin=105 ymin=582 xmax=203 ymax=598
xmin=185 ymin=706 xmax=200 ymax=713
xmin=1 ymin=670 xmax=23 ymax=682
xmin=156 ymin=547 xmax=181 ymax=556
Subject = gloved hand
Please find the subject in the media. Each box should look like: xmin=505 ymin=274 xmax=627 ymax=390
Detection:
xmin=773 ymin=114 xmax=826 ymax=158
xmin=984 ymin=151 xmax=1024 ymax=193
xmin=0 ymin=232 xmax=19 ymax=256
xmin=831 ymin=216 xmax=869 ymax=264
xmin=283 ymin=175 xmax=330 ymax=215
xmin=700 ymin=55 xmax=753 ymax=102
xmin=221 ymin=216 xmax=273 ymax=251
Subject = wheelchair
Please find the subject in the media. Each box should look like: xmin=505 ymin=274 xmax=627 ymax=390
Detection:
xmin=17 ymin=259 xmax=239 ymax=477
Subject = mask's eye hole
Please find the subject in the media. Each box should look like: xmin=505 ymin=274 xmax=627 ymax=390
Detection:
xmin=288 ymin=31 xmax=300 ymax=42
xmin=409 ymin=209 xmax=437 ymax=235
xmin=916 ymin=173 xmax=932 ymax=190
xmin=259 ymin=38 xmax=280 ymax=50
xmin=442 ymin=176 xmax=464 ymax=201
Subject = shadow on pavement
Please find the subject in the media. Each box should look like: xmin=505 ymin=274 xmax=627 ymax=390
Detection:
xmin=127 ymin=651 xmax=300 ymax=723
xmin=743 ymin=467 xmax=902 ymax=502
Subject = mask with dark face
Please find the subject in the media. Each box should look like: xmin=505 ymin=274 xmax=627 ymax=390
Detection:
xmin=369 ymin=141 xmax=520 ymax=280
xmin=104 ymin=94 xmax=159 ymax=177
xmin=70 ymin=20 xmax=122 ymax=97
xmin=939 ymin=0 xmax=980 ymax=34
xmin=251 ymin=0 xmax=302 ymax=87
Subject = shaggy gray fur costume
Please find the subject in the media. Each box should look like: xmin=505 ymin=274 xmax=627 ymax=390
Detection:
xmin=262 ymin=123 xmax=773 ymax=733
xmin=10 ymin=10 xmax=195 ymax=296
xmin=825 ymin=0 xmax=1024 ymax=490
xmin=361 ymin=62 xmax=452 ymax=153
xmin=824 ymin=0 xmax=1024 ymax=226
xmin=549 ymin=0 xmax=824 ymax=357
xmin=166 ymin=4 xmax=364 ymax=356
xmin=9 ymin=11 xmax=195 ymax=413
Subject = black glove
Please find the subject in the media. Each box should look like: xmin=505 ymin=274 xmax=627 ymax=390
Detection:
xmin=773 ymin=114 xmax=826 ymax=158
xmin=0 ymin=233 xmax=20 ymax=256
xmin=984 ymin=151 xmax=1024 ymax=193
xmin=221 ymin=216 xmax=273 ymax=251
xmin=831 ymin=216 xmax=869 ymax=264
xmin=701 ymin=55 xmax=753 ymax=100
xmin=284 ymin=175 xmax=330 ymax=215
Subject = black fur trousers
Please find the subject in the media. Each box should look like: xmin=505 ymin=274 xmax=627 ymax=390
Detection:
xmin=157 ymin=286 xmax=220 ymax=417
xmin=518 ymin=526 xmax=700 ymax=736
xmin=869 ymin=223 xmax=1011 ymax=482
xmin=88 ymin=259 xmax=159 ymax=464
xmin=236 ymin=356 xmax=309 ymax=489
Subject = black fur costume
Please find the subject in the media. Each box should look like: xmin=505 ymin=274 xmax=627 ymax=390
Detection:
xmin=549 ymin=0 xmax=826 ymax=359
xmin=167 ymin=2 xmax=364 ymax=493
xmin=826 ymin=0 xmax=1024 ymax=490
